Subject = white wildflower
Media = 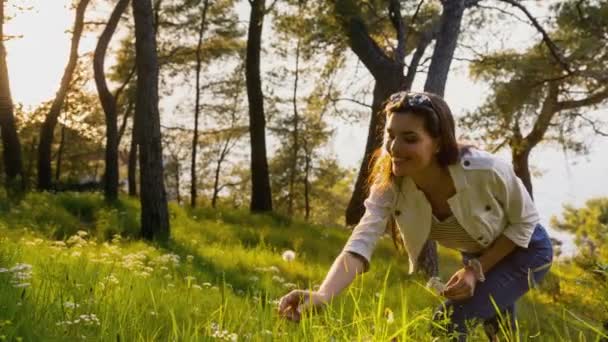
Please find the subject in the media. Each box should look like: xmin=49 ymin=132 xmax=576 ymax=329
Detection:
xmin=13 ymin=283 xmax=30 ymax=288
xmin=63 ymin=301 xmax=80 ymax=309
xmin=186 ymin=255 xmax=194 ymax=263
xmin=281 ymin=250 xmax=296 ymax=262
xmin=271 ymin=275 xmax=285 ymax=283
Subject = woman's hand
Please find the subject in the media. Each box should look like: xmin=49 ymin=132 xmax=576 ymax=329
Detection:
xmin=442 ymin=267 xmax=477 ymax=301
xmin=277 ymin=290 xmax=329 ymax=322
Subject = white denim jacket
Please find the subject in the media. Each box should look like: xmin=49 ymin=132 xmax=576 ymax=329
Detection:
xmin=342 ymin=148 xmax=540 ymax=274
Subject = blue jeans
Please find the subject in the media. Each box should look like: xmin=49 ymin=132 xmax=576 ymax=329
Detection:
xmin=433 ymin=224 xmax=553 ymax=341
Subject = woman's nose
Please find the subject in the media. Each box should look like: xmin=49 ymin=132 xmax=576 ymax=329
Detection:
xmin=389 ymin=138 xmax=402 ymax=156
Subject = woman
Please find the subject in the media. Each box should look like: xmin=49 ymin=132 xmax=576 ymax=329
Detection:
xmin=277 ymin=91 xmax=553 ymax=340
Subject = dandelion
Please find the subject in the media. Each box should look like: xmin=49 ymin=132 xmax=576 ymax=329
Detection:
xmin=281 ymin=250 xmax=296 ymax=262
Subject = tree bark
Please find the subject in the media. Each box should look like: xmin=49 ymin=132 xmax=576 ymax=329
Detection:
xmin=128 ymin=130 xmax=138 ymax=196
xmin=37 ymin=0 xmax=90 ymax=190
xmin=423 ymin=0 xmax=466 ymax=96
xmin=0 ymin=1 xmax=24 ymax=190
xmin=246 ymin=0 xmax=272 ymax=212
xmin=55 ymin=124 xmax=66 ymax=182
xmin=190 ymin=0 xmax=210 ymax=208
xmin=288 ymin=38 xmax=301 ymax=216
xmin=303 ymin=140 xmax=311 ymax=221
xmin=94 ymin=0 xmax=130 ymax=202
xmin=132 ymin=0 xmax=170 ymax=241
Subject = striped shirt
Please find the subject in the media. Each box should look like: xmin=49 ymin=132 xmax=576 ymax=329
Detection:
xmin=428 ymin=215 xmax=484 ymax=253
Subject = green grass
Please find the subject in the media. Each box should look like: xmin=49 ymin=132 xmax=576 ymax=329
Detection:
xmin=0 ymin=191 xmax=606 ymax=341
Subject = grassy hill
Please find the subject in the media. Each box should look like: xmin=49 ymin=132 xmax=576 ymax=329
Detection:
xmin=0 ymin=191 xmax=606 ymax=341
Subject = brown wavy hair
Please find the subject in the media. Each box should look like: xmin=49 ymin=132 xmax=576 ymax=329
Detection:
xmin=366 ymin=91 xmax=460 ymax=253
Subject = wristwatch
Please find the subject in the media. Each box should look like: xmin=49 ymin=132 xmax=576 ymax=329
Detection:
xmin=465 ymin=258 xmax=486 ymax=282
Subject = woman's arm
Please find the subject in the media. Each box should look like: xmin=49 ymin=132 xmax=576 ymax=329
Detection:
xmin=317 ymin=251 xmax=366 ymax=301
xmin=478 ymin=234 xmax=516 ymax=273
xmin=277 ymin=251 xmax=365 ymax=321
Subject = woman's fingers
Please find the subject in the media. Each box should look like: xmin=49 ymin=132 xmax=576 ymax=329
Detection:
xmin=278 ymin=290 xmax=311 ymax=322
xmin=445 ymin=274 xmax=459 ymax=288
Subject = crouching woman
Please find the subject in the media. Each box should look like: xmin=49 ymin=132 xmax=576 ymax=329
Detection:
xmin=277 ymin=91 xmax=553 ymax=341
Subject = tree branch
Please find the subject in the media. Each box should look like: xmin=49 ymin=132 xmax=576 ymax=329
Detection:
xmin=557 ymin=87 xmax=608 ymax=111
xmin=334 ymin=0 xmax=395 ymax=80
xmin=498 ymin=0 xmax=571 ymax=74
xmin=388 ymin=0 xmax=406 ymax=64
xmin=568 ymin=112 xmax=608 ymax=137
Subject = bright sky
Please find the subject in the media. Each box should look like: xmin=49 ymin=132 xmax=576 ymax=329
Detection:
xmin=5 ymin=0 xmax=607 ymax=256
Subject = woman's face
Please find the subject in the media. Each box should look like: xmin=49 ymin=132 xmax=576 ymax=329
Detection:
xmin=386 ymin=112 xmax=439 ymax=177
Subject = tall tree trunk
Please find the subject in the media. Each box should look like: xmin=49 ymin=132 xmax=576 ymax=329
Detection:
xmin=117 ymin=99 xmax=134 ymax=146
xmin=128 ymin=131 xmax=138 ymax=196
xmin=288 ymin=38 xmax=301 ymax=216
xmin=511 ymin=147 xmax=533 ymax=198
xmin=37 ymin=0 xmax=90 ymax=191
xmin=211 ymin=138 xmax=230 ymax=209
xmin=55 ymin=124 xmax=66 ymax=182
xmin=303 ymin=141 xmax=311 ymax=221
xmin=423 ymin=0 xmax=465 ymax=97
xmin=132 ymin=0 xmax=170 ymax=241
xmin=190 ymin=0 xmax=210 ymax=208
xmin=94 ymin=0 xmax=130 ymax=202
xmin=0 ymin=2 xmax=24 ymax=190
xmin=246 ymin=0 xmax=272 ymax=212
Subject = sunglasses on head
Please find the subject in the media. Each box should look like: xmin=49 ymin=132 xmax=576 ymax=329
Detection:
xmin=387 ymin=91 xmax=434 ymax=110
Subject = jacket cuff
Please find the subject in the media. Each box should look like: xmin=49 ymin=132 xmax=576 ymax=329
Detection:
xmin=502 ymin=222 xmax=538 ymax=248
xmin=343 ymin=246 xmax=371 ymax=273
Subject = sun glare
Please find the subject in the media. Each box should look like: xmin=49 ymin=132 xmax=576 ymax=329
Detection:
xmin=4 ymin=0 xmax=97 ymax=109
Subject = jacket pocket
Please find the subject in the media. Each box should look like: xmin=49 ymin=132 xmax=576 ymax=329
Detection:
xmin=471 ymin=198 xmax=504 ymax=243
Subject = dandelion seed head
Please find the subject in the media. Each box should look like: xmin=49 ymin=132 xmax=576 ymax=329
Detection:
xmin=281 ymin=250 xmax=296 ymax=262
